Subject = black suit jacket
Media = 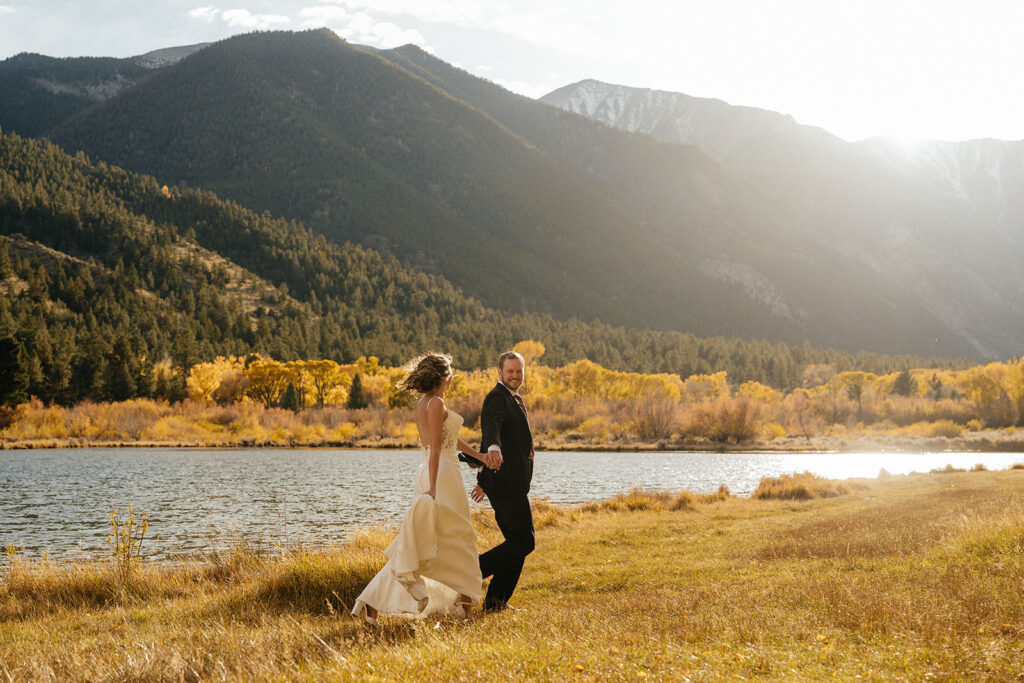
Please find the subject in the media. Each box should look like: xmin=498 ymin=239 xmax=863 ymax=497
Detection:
xmin=476 ymin=382 xmax=534 ymax=496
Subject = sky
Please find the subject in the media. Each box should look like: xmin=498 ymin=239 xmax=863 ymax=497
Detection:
xmin=2 ymin=0 xmax=1024 ymax=142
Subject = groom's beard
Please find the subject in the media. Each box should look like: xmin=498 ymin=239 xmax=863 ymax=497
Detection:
xmin=502 ymin=379 xmax=523 ymax=392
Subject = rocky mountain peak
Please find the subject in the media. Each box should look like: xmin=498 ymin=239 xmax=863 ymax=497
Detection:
xmin=133 ymin=42 xmax=211 ymax=69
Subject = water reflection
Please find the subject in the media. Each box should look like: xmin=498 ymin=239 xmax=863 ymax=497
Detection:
xmin=2 ymin=448 xmax=1022 ymax=560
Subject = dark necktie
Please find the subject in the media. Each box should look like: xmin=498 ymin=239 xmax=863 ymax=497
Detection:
xmin=513 ymin=394 xmax=534 ymax=460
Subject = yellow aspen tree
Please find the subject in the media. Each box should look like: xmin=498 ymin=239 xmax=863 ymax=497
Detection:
xmin=837 ymin=371 xmax=871 ymax=420
xmin=1004 ymin=358 xmax=1024 ymax=425
xmin=737 ymin=381 xmax=783 ymax=404
xmin=683 ymin=371 xmax=729 ymax=402
xmin=356 ymin=356 xmax=383 ymax=375
xmin=186 ymin=356 xmax=244 ymax=404
xmin=305 ymin=359 xmax=344 ymax=407
xmin=566 ymin=359 xmax=607 ymax=398
xmin=244 ymin=358 xmax=289 ymax=408
xmin=284 ymin=360 xmax=313 ymax=408
xmin=513 ymin=340 xmax=546 ymax=365
xmin=186 ymin=362 xmax=223 ymax=404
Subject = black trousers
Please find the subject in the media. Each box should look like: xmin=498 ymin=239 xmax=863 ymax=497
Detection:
xmin=479 ymin=492 xmax=535 ymax=608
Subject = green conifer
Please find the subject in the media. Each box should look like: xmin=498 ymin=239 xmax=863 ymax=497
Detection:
xmin=0 ymin=336 xmax=30 ymax=406
xmin=893 ymin=369 xmax=916 ymax=397
xmin=104 ymin=337 xmax=137 ymax=401
xmin=0 ymin=239 xmax=11 ymax=278
xmin=281 ymin=381 xmax=301 ymax=412
xmin=347 ymin=373 xmax=369 ymax=409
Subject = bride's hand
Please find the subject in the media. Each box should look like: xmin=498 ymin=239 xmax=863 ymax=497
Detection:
xmin=426 ymin=486 xmax=436 ymax=499
xmin=477 ymin=450 xmax=497 ymax=470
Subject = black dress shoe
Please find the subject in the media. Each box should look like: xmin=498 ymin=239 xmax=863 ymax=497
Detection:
xmin=483 ymin=602 xmax=522 ymax=613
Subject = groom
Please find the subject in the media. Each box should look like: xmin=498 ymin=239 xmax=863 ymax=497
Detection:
xmin=468 ymin=350 xmax=535 ymax=612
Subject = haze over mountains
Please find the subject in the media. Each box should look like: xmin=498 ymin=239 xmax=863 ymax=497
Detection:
xmin=542 ymin=81 xmax=1024 ymax=360
xmin=2 ymin=29 xmax=1021 ymax=361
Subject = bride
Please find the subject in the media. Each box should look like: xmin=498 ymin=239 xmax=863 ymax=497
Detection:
xmin=352 ymin=354 xmax=491 ymax=624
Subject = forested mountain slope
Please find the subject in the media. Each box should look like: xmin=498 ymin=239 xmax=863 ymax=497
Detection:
xmin=0 ymin=130 xmax=952 ymax=404
xmin=0 ymin=43 xmax=208 ymax=138
xmin=5 ymin=30 xmax=985 ymax=359
xmin=44 ymin=30 xmax=684 ymax=331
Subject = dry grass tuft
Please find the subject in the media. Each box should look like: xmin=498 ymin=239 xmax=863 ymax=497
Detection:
xmin=530 ymin=497 xmax=582 ymax=529
xmin=752 ymin=471 xmax=862 ymax=500
xmin=598 ymin=487 xmax=665 ymax=512
xmin=668 ymin=486 xmax=730 ymax=510
xmin=524 ymin=481 xmax=739 ymax=523
xmin=699 ymin=483 xmax=731 ymax=504
xmin=579 ymin=484 xmax=734 ymax=514
xmin=670 ymin=490 xmax=697 ymax=511
xmin=0 ymin=549 xmax=207 ymax=619
xmin=931 ymin=463 xmax=967 ymax=474
xmin=245 ymin=546 xmax=383 ymax=615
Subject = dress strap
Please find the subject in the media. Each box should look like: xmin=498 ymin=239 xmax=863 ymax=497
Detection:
xmin=426 ymin=394 xmax=448 ymax=419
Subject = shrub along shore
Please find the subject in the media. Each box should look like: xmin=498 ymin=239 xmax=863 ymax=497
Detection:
xmin=4 ymin=349 xmax=1024 ymax=452
xmin=4 ymin=432 xmax=1024 ymax=453
xmin=3 ymin=468 xmax=1024 ymax=680
xmin=2 ymin=397 xmax=1024 ymax=453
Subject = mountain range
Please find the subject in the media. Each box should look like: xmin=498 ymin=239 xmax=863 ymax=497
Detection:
xmin=542 ymin=80 xmax=1024 ymax=360
xmin=7 ymin=126 xmax=937 ymax=407
xmin=1 ymin=29 xmax=1021 ymax=361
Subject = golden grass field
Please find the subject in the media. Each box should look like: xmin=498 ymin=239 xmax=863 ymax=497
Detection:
xmin=3 ymin=468 xmax=1024 ymax=681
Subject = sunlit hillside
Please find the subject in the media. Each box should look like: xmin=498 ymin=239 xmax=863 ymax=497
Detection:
xmin=1 ymin=128 xmax=962 ymax=412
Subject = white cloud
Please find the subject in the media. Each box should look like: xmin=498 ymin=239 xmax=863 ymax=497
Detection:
xmin=188 ymin=6 xmax=220 ymax=22
xmin=301 ymin=6 xmax=430 ymax=51
xmin=313 ymin=1 xmax=601 ymax=56
xmin=188 ymin=6 xmax=291 ymax=30
xmin=363 ymin=21 xmax=425 ymax=48
xmin=315 ymin=0 xmax=485 ymax=27
xmin=299 ymin=6 xmax=349 ymax=25
xmin=0 ymin=4 xmax=17 ymax=14
xmin=221 ymin=9 xmax=291 ymax=29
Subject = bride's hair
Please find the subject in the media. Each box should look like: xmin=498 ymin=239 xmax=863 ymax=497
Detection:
xmin=399 ymin=353 xmax=453 ymax=393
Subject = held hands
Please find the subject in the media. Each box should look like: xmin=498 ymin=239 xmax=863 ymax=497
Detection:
xmin=484 ymin=449 xmax=503 ymax=470
xmin=468 ymin=449 xmax=501 ymax=470
xmin=460 ymin=448 xmax=501 ymax=470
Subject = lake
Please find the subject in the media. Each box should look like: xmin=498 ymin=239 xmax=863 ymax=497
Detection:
xmin=2 ymin=448 xmax=1023 ymax=561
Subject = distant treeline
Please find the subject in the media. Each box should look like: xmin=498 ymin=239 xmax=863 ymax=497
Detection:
xmin=2 ymin=347 xmax=1022 ymax=449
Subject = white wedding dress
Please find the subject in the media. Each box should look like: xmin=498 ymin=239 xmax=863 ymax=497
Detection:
xmin=352 ymin=408 xmax=483 ymax=618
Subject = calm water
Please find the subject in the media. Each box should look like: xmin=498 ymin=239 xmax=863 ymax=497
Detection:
xmin=2 ymin=448 xmax=1023 ymax=560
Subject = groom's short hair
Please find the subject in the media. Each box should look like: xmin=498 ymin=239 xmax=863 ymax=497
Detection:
xmin=497 ymin=351 xmax=525 ymax=370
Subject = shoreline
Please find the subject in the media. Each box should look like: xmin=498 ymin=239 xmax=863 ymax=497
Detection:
xmin=4 ymin=432 xmax=1024 ymax=453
